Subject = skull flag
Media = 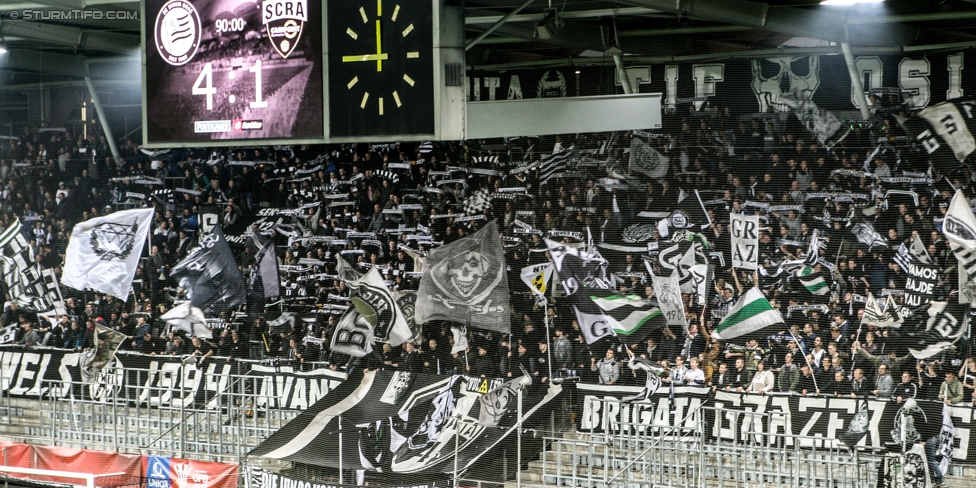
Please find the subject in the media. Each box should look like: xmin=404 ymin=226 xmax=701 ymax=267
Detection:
xmin=415 ymin=220 xmax=511 ymax=334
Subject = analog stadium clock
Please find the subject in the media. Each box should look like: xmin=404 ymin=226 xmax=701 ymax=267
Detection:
xmin=327 ymin=0 xmax=436 ymax=138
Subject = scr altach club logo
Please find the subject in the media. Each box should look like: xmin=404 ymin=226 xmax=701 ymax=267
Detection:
xmin=154 ymin=0 xmax=201 ymax=66
xmin=262 ymin=0 xmax=307 ymax=59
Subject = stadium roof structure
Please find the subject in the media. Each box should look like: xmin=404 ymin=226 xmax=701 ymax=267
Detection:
xmin=0 ymin=0 xmax=974 ymax=92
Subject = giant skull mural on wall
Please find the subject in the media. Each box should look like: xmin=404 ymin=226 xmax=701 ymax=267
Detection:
xmin=751 ymin=56 xmax=821 ymax=113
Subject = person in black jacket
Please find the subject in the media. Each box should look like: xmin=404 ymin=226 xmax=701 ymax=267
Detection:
xmin=894 ymin=370 xmax=918 ymax=404
xmin=468 ymin=345 xmax=494 ymax=377
xmin=796 ymin=363 xmax=819 ymax=396
xmin=399 ymin=341 xmax=422 ymax=373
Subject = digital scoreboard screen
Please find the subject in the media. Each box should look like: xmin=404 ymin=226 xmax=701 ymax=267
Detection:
xmin=144 ymin=0 xmax=324 ymax=145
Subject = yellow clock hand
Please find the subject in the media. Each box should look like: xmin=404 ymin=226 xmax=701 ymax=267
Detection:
xmin=375 ymin=19 xmax=383 ymax=72
xmin=342 ymin=53 xmax=389 ymax=63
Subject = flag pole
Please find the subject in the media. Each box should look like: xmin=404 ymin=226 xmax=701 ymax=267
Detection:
xmin=544 ymin=302 xmax=553 ymax=381
xmin=790 ymin=330 xmax=818 ymax=392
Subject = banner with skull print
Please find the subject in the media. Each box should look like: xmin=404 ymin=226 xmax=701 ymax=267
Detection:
xmin=415 ymin=220 xmax=511 ymax=334
xmin=63 ymin=208 xmax=154 ymax=301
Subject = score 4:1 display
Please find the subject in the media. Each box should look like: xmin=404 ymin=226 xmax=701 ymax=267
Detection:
xmin=191 ymin=61 xmax=268 ymax=110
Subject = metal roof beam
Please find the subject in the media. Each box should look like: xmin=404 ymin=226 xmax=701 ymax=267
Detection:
xmin=466 ymin=6 xmax=659 ymax=24
xmin=0 ymin=50 xmax=88 ymax=77
xmin=0 ymin=20 xmax=138 ymax=54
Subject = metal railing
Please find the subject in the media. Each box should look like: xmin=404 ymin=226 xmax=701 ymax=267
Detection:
xmin=536 ymin=397 xmax=883 ymax=488
xmin=31 ymin=367 xmax=301 ymax=464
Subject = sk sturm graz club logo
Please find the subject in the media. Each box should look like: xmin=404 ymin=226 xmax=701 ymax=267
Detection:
xmin=91 ymin=220 xmax=140 ymax=260
xmin=262 ymin=0 xmax=307 ymax=58
xmin=154 ymin=0 xmax=201 ymax=66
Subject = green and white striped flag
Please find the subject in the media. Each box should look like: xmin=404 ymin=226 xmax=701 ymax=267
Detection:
xmin=588 ymin=292 xmax=664 ymax=340
xmin=796 ymin=265 xmax=829 ymax=296
xmin=712 ymin=287 xmax=784 ymax=341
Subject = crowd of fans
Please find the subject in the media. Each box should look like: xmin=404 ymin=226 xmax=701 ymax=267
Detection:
xmin=0 ymin=101 xmax=974 ymax=409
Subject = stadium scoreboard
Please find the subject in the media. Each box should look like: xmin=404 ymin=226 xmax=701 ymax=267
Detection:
xmin=142 ymin=0 xmax=465 ymax=147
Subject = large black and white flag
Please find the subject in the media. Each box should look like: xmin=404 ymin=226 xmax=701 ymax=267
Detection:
xmin=342 ymin=266 xmax=411 ymax=346
xmin=330 ymin=309 xmax=374 ymax=358
xmin=778 ymin=91 xmax=850 ymax=150
xmin=628 ymin=137 xmax=669 ymax=179
xmin=546 ymin=239 xmax=616 ymax=343
xmin=861 ymin=293 xmax=904 ymax=328
xmin=415 ymin=220 xmax=511 ymax=333
xmin=943 ymin=190 xmax=976 ymax=304
xmin=651 ymin=271 xmax=686 ymax=329
xmin=161 ymin=302 xmax=211 ymax=339
xmin=248 ymin=234 xmax=280 ymax=300
xmin=170 ymin=226 xmax=246 ymax=314
xmin=730 ymin=213 xmax=759 ymax=270
xmin=908 ymin=301 xmax=969 ymax=359
xmin=850 ymin=222 xmax=889 ymax=250
xmin=63 ymin=208 xmax=154 ymax=301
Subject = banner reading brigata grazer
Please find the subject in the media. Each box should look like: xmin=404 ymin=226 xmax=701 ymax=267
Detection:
xmin=575 ymin=382 xmax=976 ymax=464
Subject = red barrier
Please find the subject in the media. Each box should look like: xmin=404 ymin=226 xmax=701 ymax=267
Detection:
xmin=0 ymin=442 xmax=238 ymax=488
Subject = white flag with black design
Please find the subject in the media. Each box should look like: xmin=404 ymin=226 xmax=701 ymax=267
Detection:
xmin=938 ymin=403 xmax=955 ymax=476
xmin=330 ymin=309 xmax=374 ymax=358
xmin=628 ymin=136 xmax=669 ymax=179
xmin=343 ymin=267 xmax=412 ymax=346
xmin=651 ymin=271 xmax=686 ymax=329
xmin=520 ymin=262 xmax=554 ymax=306
xmin=161 ymin=302 xmax=211 ymax=339
xmin=943 ymin=189 xmax=976 ymax=304
xmin=730 ymin=213 xmax=759 ymax=270
xmin=450 ymin=326 xmax=468 ymax=354
xmin=850 ymin=222 xmax=889 ymax=250
xmin=62 ymin=208 xmax=154 ymax=301
xmin=861 ymin=293 xmax=904 ymax=328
